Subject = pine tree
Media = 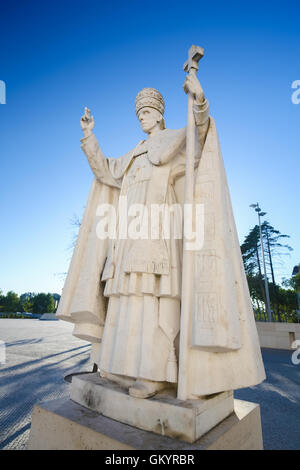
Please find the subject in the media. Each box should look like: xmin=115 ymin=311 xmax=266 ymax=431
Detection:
xmin=241 ymin=222 xmax=293 ymax=321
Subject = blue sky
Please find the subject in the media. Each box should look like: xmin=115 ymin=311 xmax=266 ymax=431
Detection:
xmin=0 ymin=0 xmax=299 ymax=295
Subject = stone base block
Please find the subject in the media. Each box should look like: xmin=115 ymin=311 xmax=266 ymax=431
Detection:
xmin=27 ymin=397 xmax=263 ymax=450
xmin=39 ymin=314 xmax=59 ymax=321
xmin=70 ymin=373 xmax=234 ymax=443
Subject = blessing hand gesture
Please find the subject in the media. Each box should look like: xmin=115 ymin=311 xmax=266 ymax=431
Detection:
xmin=80 ymin=107 xmax=95 ymax=137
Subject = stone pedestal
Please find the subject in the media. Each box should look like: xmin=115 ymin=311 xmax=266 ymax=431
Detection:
xmin=39 ymin=313 xmax=59 ymax=321
xmin=70 ymin=373 xmax=234 ymax=443
xmin=27 ymin=396 xmax=263 ymax=450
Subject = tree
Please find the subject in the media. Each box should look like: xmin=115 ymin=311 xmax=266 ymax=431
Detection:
xmin=246 ymin=274 xmax=267 ymax=320
xmin=261 ymin=222 xmax=293 ymax=320
xmin=0 ymin=290 xmax=6 ymax=313
xmin=241 ymin=222 xmax=295 ymax=322
xmin=19 ymin=292 xmax=35 ymax=312
xmin=0 ymin=291 xmax=20 ymax=313
xmin=31 ymin=293 xmax=55 ymax=314
xmin=261 ymin=221 xmax=293 ymax=319
xmin=277 ymin=286 xmax=298 ymax=322
xmin=284 ymin=264 xmax=300 ymax=293
xmin=241 ymin=226 xmax=268 ymax=318
xmin=0 ymin=291 xmax=60 ymax=315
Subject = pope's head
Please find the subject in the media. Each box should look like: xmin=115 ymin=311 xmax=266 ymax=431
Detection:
xmin=135 ymin=88 xmax=165 ymax=134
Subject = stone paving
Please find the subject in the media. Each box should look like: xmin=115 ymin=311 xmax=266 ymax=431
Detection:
xmin=0 ymin=319 xmax=92 ymax=450
xmin=0 ymin=319 xmax=299 ymax=450
xmin=235 ymin=348 xmax=300 ymax=450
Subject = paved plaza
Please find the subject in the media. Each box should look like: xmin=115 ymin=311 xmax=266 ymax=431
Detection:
xmin=0 ymin=319 xmax=92 ymax=450
xmin=0 ymin=319 xmax=299 ymax=450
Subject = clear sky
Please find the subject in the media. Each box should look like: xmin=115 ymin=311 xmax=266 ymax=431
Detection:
xmin=0 ymin=0 xmax=299 ymax=296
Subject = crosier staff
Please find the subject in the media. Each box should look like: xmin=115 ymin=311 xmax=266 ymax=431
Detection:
xmin=178 ymin=45 xmax=204 ymax=400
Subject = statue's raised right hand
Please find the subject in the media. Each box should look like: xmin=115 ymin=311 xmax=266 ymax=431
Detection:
xmin=80 ymin=107 xmax=95 ymax=137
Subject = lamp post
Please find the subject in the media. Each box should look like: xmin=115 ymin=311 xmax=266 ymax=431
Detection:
xmin=250 ymin=203 xmax=272 ymax=322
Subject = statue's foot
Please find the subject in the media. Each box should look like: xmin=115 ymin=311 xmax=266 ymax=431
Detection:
xmin=100 ymin=371 xmax=135 ymax=389
xmin=129 ymin=379 xmax=167 ymax=399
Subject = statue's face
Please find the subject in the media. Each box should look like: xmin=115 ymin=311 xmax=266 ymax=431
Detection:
xmin=137 ymin=107 xmax=162 ymax=133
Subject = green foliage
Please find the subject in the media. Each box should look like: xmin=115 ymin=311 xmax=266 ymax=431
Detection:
xmin=241 ymin=222 xmax=298 ymax=322
xmin=0 ymin=291 xmax=60 ymax=315
xmin=1 ymin=313 xmax=27 ymax=319
xmin=31 ymin=293 xmax=55 ymax=314
xmin=277 ymin=286 xmax=298 ymax=318
xmin=241 ymin=222 xmax=292 ymax=280
xmin=0 ymin=289 xmax=4 ymax=311
xmin=283 ymin=264 xmax=300 ymax=293
xmin=0 ymin=291 xmax=20 ymax=313
xmin=20 ymin=292 xmax=35 ymax=312
xmin=241 ymin=226 xmax=261 ymax=276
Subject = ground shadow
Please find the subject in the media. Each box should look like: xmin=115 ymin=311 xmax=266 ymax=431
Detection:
xmin=235 ymin=348 xmax=300 ymax=450
xmin=0 ymin=344 xmax=91 ymax=450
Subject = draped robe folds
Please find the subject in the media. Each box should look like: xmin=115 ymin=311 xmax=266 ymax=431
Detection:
xmin=57 ymin=104 xmax=266 ymax=397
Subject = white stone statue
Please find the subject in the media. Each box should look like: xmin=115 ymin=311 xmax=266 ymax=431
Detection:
xmin=57 ymin=51 xmax=265 ymax=401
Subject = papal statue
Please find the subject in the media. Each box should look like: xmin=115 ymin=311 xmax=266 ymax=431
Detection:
xmin=57 ymin=47 xmax=265 ymax=401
